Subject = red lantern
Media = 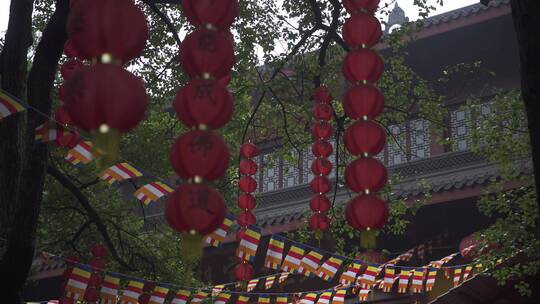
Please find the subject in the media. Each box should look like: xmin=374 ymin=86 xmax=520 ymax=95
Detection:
xmin=240 ymin=142 xmax=259 ymax=158
xmin=64 ymin=64 xmax=148 ymax=133
xmin=239 ymin=176 xmax=257 ymax=193
xmin=309 ymin=213 xmax=330 ymax=232
xmin=310 ymin=194 xmax=331 ymax=212
xmin=182 ymin=0 xmax=238 ymax=30
xmin=234 ymin=262 xmax=254 ymax=281
xmin=344 ymin=120 xmax=386 ymax=156
xmin=179 ymin=28 xmax=235 ymax=79
xmin=165 ymin=183 xmax=226 ymax=235
xmin=91 ymin=244 xmax=107 ymax=258
xmin=60 ymin=59 xmax=84 ymax=80
xmin=170 ymin=130 xmax=230 ymax=181
xmin=218 ymin=73 xmax=232 ymax=86
xmin=84 ymin=287 xmax=100 ymax=302
xmin=459 ymin=234 xmax=480 ymax=258
xmin=239 ymin=158 xmax=258 ymax=175
xmin=55 ymin=106 xmax=73 ymax=126
xmin=311 ymin=157 xmax=333 ymax=176
xmin=143 ymin=282 xmax=156 ymax=293
xmin=343 ymin=14 xmax=382 ymax=48
xmin=343 ymin=84 xmax=384 ymax=120
xmin=59 ymin=296 xmax=74 ymax=304
xmin=64 ymin=40 xmax=82 ymax=58
xmin=138 ymin=294 xmax=151 ymax=304
xmin=311 ymin=121 xmax=334 ymax=140
xmin=238 ymin=194 xmax=256 ymax=210
xmin=174 ymin=78 xmax=233 ymax=129
xmin=237 ymin=211 xmax=256 ymax=226
xmin=89 ymin=258 xmax=105 ymax=272
xmin=342 ymin=0 xmax=380 ymax=13
xmin=312 ymin=140 xmax=333 ymax=158
xmin=235 ymin=228 xmax=246 ymax=241
xmin=88 ymin=273 xmax=102 ymax=287
xmin=313 ymin=85 xmax=333 ymax=104
xmin=342 ymin=49 xmax=384 ymax=84
xmin=54 ymin=130 xmax=81 ymax=149
xmin=345 ymin=195 xmax=389 ymax=230
xmin=310 ymin=176 xmax=332 ymax=194
xmin=313 ymin=103 xmax=334 ymax=121
xmin=345 ymin=157 xmax=387 ymax=193
xmin=67 ymin=0 xmax=148 ymax=63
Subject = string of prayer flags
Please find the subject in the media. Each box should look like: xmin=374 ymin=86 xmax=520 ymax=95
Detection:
xmin=237 ymin=225 xmax=261 ymax=262
xmin=281 ymin=244 xmax=305 ymax=273
xmin=0 ymin=89 xmax=26 ymax=120
xmin=380 ymin=265 xmax=397 ymax=292
xmin=100 ymin=162 xmax=143 ymax=186
xmin=463 ymin=265 xmax=473 ymax=281
xmin=339 ymin=260 xmax=361 ymax=286
xmin=134 ymin=181 xmax=174 ymax=206
xmin=258 ymin=295 xmax=270 ymax=304
xmin=190 ymin=291 xmax=209 ymax=304
xmin=65 ymin=141 xmax=94 ymax=168
xmin=431 ymin=253 xmax=459 ymax=269
xmin=331 ymin=289 xmax=346 ymax=304
xmin=100 ymin=274 xmax=121 ymax=304
xmin=149 ymin=285 xmax=170 ymax=304
xmin=316 ymin=291 xmax=333 ymax=304
xmin=236 ymin=295 xmax=250 ymax=304
xmin=359 ymin=265 xmax=381 ymax=289
xmin=120 ymin=280 xmax=145 ymax=304
xmin=205 ymin=214 xmax=235 ymax=247
xmin=276 ymin=295 xmax=288 ymax=304
xmin=278 ymin=272 xmax=290 ymax=284
xmin=265 ymin=235 xmax=285 ymax=269
xmin=172 ymin=290 xmax=191 ymax=304
xmin=399 ymin=249 xmax=414 ymax=262
xmin=65 ymin=266 xmax=92 ymax=300
xmin=215 ymin=293 xmax=232 ymax=304
xmin=398 ymin=270 xmax=411 ymax=294
xmin=212 ymin=285 xmax=225 ymax=296
xmin=247 ymin=279 xmax=259 ymax=292
xmin=425 ymin=269 xmax=438 ymax=291
xmin=300 ymin=293 xmax=318 ymax=304
xmin=35 ymin=121 xmax=68 ymax=143
xmin=453 ymin=268 xmax=463 ymax=287
xmin=264 ymin=275 xmax=276 ymax=290
xmin=299 ymin=250 xmax=324 ymax=277
xmin=358 ymin=289 xmax=370 ymax=302
xmin=317 ymin=256 xmax=344 ymax=281
xmin=411 ymin=269 xmax=425 ymax=293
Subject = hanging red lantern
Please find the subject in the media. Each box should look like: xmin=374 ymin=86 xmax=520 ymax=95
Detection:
xmin=313 ymin=85 xmax=333 ymax=104
xmin=237 ymin=211 xmax=256 ymax=226
xmin=234 ymin=262 xmax=254 ymax=281
xmin=90 ymin=244 xmax=107 ymax=258
xmin=67 ymin=0 xmax=149 ymax=63
xmin=174 ymin=78 xmax=233 ymax=129
xmin=344 ymin=120 xmax=386 ymax=156
xmin=218 ymin=73 xmax=232 ymax=86
xmin=182 ymin=0 xmax=238 ymax=30
xmin=313 ymin=103 xmax=334 ymax=121
xmin=239 ymin=158 xmax=258 ymax=175
xmin=311 ymin=157 xmax=333 ymax=176
xmin=88 ymin=273 xmax=102 ymax=287
xmin=310 ymin=194 xmax=331 ymax=213
xmin=60 ymin=59 xmax=85 ymax=80
xmin=84 ymin=287 xmax=100 ymax=302
xmin=179 ymin=28 xmax=235 ymax=79
xmin=64 ymin=64 xmax=148 ymax=133
xmin=311 ymin=121 xmax=334 ymax=140
xmin=459 ymin=233 xmax=481 ymax=258
xmin=345 ymin=195 xmax=389 ymax=230
xmin=235 ymin=228 xmax=246 ymax=242
xmin=343 ymin=14 xmax=382 ymax=48
xmin=312 ymin=140 xmax=333 ymax=158
xmin=55 ymin=106 xmax=73 ymax=126
xmin=64 ymin=40 xmax=81 ymax=59
xmin=342 ymin=0 xmax=380 ymax=13
xmin=238 ymin=194 xmax=256 ymax=210
xmin=310 ymin=176 xmax=332 ymax=194
xmin=89 ymin=258 xmax=105 ymax=272
xmin=170 ymin=130 xmax=230 ymax=181
xmin=239 ymin=176 xmax=257 ymax=193
xmin=165 ymin=183 xmax=226 ymax=235
xmin=240 ymin=142 xmax=259 ymax=158
xmin=309 ymin=213 xmax=330 ymax=232
xmin=345 ymin=158 xmax=387 ymax=193
xmin=54 ymin=130 xmax=81 ymax=149
xmin=343 ymin=84 xmax=384 ymax=120
xmin=143 ymin=282 xmax=156 ymax=293
xmin=342 ymin=49 xmax=384 ymax=84
xmin=138 ymin=294 xmax=151 ymax=304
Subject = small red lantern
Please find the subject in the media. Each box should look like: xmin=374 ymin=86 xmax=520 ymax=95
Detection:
xmin=88 ymin=273 xmax=102 ymax=287
xmin=89 ymin=258 xmax=105 ymax=272
xmin=239 ymin=176 xmax=258 ymax=193
xmin=312 ymin=140 xmax=333 ymax=158
xmin=309 ymin=213 xmax=330 ymax=231
xmin=84 ymin=287 xmax=100 ymax=302
xmin=54 ymin=130 xmax=81 ymax=149
xmin=311 ymin=157 xmax=333 ymax=176
xmin=310 ymin=176 xmax=332 ymax=194
xmin=343 ymin=14 xmax=382 ymax=48
xmin=235 ymin=228 xmax=246 ymax=242
xmin=67 ymin=0 xmax=149 ymax=63
xmin=55 ymin=106 xmax=73 ymax=126
xmin=170 ymin=130 xmax=230 ymax=181
xmin=239 ymin=158 xmax=258 ymax=175
xmin=143 ymin=282 xmax=156 ymax=293
xmin=91 ymin=244 xmax=107 ymax=258
xmin=344 ymin=120 xmax=386 ymax=156
xmin=234 ymin=262 xmax=254 ymax=281
xmin=345 ymin=195 xmax=389 ymax=230
xmin=310 ymin=194 xmax=331 ymax=213
xmin=165 ymin=183 xmax=226 ymax=235
xmin=238 ymin=194 xmax=256 ymax=210
xmin=313 ymin=85 xmax=333 ymax=104
xmin=174 ymin=78 xmax=233 ymax=129
xmin=138 ymin=294 xmax=151 ymax=304
xmin=64 ymin=40 xmax=82 ymax=59
xmin=343 ymin=84 xmax=384 ymax=120
xmin=179 ymin=28 xmax=235 ymax=79
xmin=313 ymin=103 xmax=334 ymax=121
xmin=237 ymin=211 xmax=256 ymax=226
xmin=311 ymin=121 xmax=334 ymax=140
xmin=182 ymin=0 xmax=238 ymax=30
xmin=345 ymin=157 xmax=387 ymax=193
xmin=342 ymin=49 xmax=384 ymax=84
xmin=60 ymin=59 xmax=85 ymax=80
xmin=342 ymin=0 xmax=380 ymax=13
xmin=240 ymin=142 xmax=259 ymax=158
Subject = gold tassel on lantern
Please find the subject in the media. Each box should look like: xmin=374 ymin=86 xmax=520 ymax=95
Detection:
xmin=180 ymin=231 xmax=203 ymax=261
xmin=360 ymin=229 xmax=377 ymax=249
xmin=91 ymin=124 xmax=120 ymax=169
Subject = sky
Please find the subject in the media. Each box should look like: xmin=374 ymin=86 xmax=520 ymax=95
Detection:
xmin=0 ymin=0 xmax=479 ymax=38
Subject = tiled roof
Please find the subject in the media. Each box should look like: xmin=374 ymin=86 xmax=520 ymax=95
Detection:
xmin=421 ymin=0 xmax=510 ymax=28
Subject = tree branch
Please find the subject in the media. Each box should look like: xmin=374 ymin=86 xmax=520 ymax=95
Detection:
xmin=141 ymin=0 xmax=182 ymax=47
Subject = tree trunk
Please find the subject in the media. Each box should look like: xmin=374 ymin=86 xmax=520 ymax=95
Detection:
xmin=510 ymin=1 xmax=540 ymax=232
xmin=0 ymin=1 xmax=69 ymax=302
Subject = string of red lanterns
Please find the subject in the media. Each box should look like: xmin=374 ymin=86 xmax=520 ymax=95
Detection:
xmin=165 ymin=0 xmax=239 ymax=260
xmin=309 ymin=86 xmax=335 ymax=238
xmin=341 ymin=0 xmax=390 ymax=248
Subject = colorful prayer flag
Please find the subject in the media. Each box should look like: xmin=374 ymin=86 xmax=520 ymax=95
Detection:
xmin=425 ymin=269 xmax=438 ymax=291
xmin=0 ymin=89 xmax=25 ymax=120
xmin=398 ymin=270 xmax=411 ymax=293
xmin=247 ymin=279 xmax=259 ymax=292
xmin=65 ymin=141 xmax=94 ymax=168
xmin=300 ymin=293 xmax=318 ymax=304
xmin=278 ymin=272 xmax=290 ymax=284
xmin=120 ymin=280 xmax=145 ymax=304
xmin=258 ymin=295 xmax=270 ymax=304
xmin=463 ymin=265 xmax=473 ymax=281
xmin=331 ymin=289 xmax=346 ymax=304
xmin=276 ymin=296 xmax=288 ymax=304
xmin=65 ymin=266 xmax=91 ymax=300
xmin=358 ymin=289 xmax=370 ymax=302
xmin=100 ymin=162 xmax=143 ymax=186
xmin=205 ymin=214 xmax=235 ymax=247
xmin=236 ymin=295 xmax=250 ymax=304
xmin=281 ymin=244 xmax=305 ymax=273
xmin=149 ymin=286 xmax=170 ymax=304
xmin=190 ymin=291 xmax=209 ymax=304
xmin=398 ymin=249 xmax=414 ymax=262
xmin=264 ymin=276 xmax=276 ymax=290
xmin=212 ymin=285 xmax=225 ymax=296
xmin=35 ymin=121 xmax=70 ymax=143
xmin=453 ymin=268 xmax=463 ymax=287
xmin=316 ymin=291 xmax=333 ymax=304
xmin=299 ymin=250 xmax=324 ymax=277
xmin=171 ymin=289 xmax=191 ymax=304
xmin=411 ymin=269 xmax=425 ymax=293
xmin=237 ymin=225 xmax=261 ymax=262
xmin=100 ymin=274 xmax=121 ymax=304
xmin=339 ymin=260 xmax=361 ymax=286
xmin=359 ymin=265 xmax=381 ymax=288
xmin=265 ymin=235 xmax=285 ymax=269
xmin=317 ymin=256 xmax=344 ymax=281
xmin=214 ymin=293 xmax=232 ymax=304
xmin=134 ymin=181 xmax=173 ymax=206
xmin=380 ymin=265 xmax=397 ymax=292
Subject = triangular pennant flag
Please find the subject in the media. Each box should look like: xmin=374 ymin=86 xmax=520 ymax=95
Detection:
xmin=35 ymin=121 xmax=70 ymax=143
xmin=358 ymin=289 xmax=370 ymax=302
xmin=65 ymin=266 xmax=92 ymax=300
xmin=190 ymin=291 xmax=209 ymax=304
xmin=65 ymin=141 xmax=94 ymax=168
xmin=212 ymin=285 xmax=225 ymax=296
xmin=316 ymin=291 xmax=333 ymax=304
xmin=331 ymin=289 xmax=346 ymax=304
xmin=411 ymin=268 xmax=425 ymax=293
xmin=120 ymin=280 xmax=145 ymax=304
xmin=100 ymin=162 xmax=143 ymax=186
xmin=276 ymin=295 xmax=288 ymax=304
xmin=134 ymin=181 xmax=173 ymax=206
xmin=425 ymin=269 xmax=438 ymax=291
xmin=380 ymin=265 xmax=397 ymax=292
xmin=247 ymin=279 xmax=259 ymax=292
xmin=265 ymin=235 xmax=285 ymax=269
xmin=281 ymin=244 xmax=305 ymax=273
xmin=205 ymin=214 xmax=235 ymax=247
xmin=171 ymin=289 xmax=191 ymax=304
xmin=453 ymin=268 xmax=463 ymax=287
xmin=100 ymin=274 xmax=121 ymax=304
xmin=299 ymin=250 xmax=324 ymax=277
xmin=317 ymin=256 xmax=344 ymax=281
xmin=0 ymin=89 xmax=26 ymax=120
xmin=398 ymin=270 xmax=411 ymax=293
xmin=278 ymin=272 xmax=290 ymax=284
xmin=359 ymin=265 xmax=381 ymax=288
xmin=236 ymin=295 xmax=250 ymax=304
xmin=237 ymin=225 xmax=261 ymax=262
xmin=258 ymin=295 xmax=270 ymax=304
xmin=339 ymin=260 xmax=362 ymax=286
xmin=214 ymin=293 xmax=232 ymax=304
xmin=149 ymin=285 xmax=170 ymax=304
xmin=300 ymin=293 xmax=318 ymax=304
xmin=264 ymin=275 xmax=276 ymax=290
